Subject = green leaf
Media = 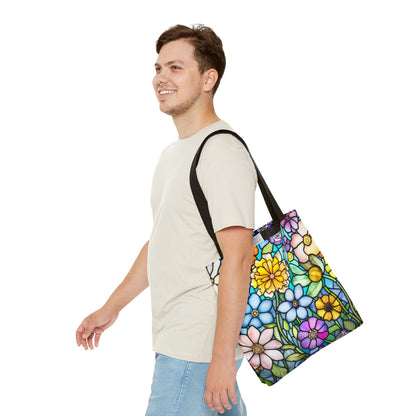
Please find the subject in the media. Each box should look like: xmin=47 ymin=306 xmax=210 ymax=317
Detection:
xmin=341 ymin=312 xmax=349 ymax=320
xmin=328 ymin=324 xmax=339 ymax=333
xmin=307 ymin=281 xmax=322 ymax=298
xmin=283 ymin=320 xmax=290 ymax=331
xmin=280 ymin=344 xmax=296 ymax=350
xmin=344 ymin=320 xmax=356 ymax=331
xmin=271 ymin=364 xmax=288 ymax=378
xmin=289 ymin=265 xmax=307 ymax=275
xmin=262 ymin=242 xmax=274 ymax=254
xmin=276 ymin=292 xmax=286 ymax=303
xmin=292 ymin=326 xmax=298 ymax=338
xmin=286 ymin=353 xmax=306 ymax=362
xmin=309 ymin=254 xmax=324 ymax=270
xmin=260 ymin=377 xmax=274 ymax=386
xmin=292 ymin=274 xmax=311 ymax=287
xmin=263 ymin=323 xmax=277 ymax=328
xmin=273 ymin=326 xmax=282 ymax=342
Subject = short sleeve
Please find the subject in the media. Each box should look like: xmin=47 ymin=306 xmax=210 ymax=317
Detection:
xmin=196 ymin=133 xmax=258 ymax=233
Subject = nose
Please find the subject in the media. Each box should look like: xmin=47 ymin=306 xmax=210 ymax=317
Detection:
xmin=154 ymin=69 xmax=168 ymax=86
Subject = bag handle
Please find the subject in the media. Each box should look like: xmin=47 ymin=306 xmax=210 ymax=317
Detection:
xmin=189 ymin=129 xmax=285 ymax=259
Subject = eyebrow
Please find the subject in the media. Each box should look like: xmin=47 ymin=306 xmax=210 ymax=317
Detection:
xmin=154 ymin=60 xmax=185 ymax=67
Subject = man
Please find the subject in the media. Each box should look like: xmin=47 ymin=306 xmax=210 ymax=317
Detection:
xmin=76 ymin=24 xmax=257 ymax=415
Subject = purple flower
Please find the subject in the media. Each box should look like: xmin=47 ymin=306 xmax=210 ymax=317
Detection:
xmin=283 ymin=237 xmax=291 ymax=252
xmin=277 ymin=284 xmax=313 ymax=323
xmin=281 ymin=210 xmax=299 ymax=233
xmin=270 ymin=234 xmax=282 ymax=245
xmin=297 ymin=317 xmax=329 ymax=350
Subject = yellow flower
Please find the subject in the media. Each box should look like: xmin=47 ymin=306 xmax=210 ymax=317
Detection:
xmin=308 ymin=266 xmax=323 ymax=282
xmin=315 ymin=294 xmax=342 ymax=321
xmin=251 ymin=253 xmax=289 ymax=298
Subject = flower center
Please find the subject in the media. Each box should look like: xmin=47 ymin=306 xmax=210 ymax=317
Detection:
xmin=303 ymin=235 xmax=312 ymax=246
xmin=324 ymin=302 xmax=333 ymax=312
xmin=252 ymin=343 xmax=265 ymax=354
xmin=269 ymin=274 xmax=275 ymax=279
xmin=251 ymin=309 xmax=259 ymax=318
xmin=292 ymin=300 xmax=298 ymax=308
xmin=309 ymin=329 xmax=318 ymax=340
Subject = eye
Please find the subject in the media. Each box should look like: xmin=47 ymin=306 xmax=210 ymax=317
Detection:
xmin=171 ymin=65 xmax=181 ymax=70
xmin=155 ymin=66 xmax=161 ymax=73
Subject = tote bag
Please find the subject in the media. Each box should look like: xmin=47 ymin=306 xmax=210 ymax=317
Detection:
xmin=190 ymin=129 xmax=363 ymax=386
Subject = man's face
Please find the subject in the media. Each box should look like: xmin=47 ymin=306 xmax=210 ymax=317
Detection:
xmin=153 ymin=39 xmax=205 ymax=117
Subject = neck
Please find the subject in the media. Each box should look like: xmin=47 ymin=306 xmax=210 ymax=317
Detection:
xmin=173 ymin=103 xmax=220 ymax=139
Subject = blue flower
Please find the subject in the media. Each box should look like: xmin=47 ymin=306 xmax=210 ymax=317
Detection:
xmin=242 ymin=293 xmax=274 ymax=328
xmin=277 ymin=284 xmax=313 ymax=323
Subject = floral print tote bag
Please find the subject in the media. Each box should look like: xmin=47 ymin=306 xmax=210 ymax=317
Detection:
xmin=190 ymin=129 xmax=363 ymax=386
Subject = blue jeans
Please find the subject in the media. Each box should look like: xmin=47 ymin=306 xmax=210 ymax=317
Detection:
xmin=144 ymin=353 xmax=247 ymax=416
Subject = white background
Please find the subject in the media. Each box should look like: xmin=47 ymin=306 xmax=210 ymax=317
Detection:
xmin=1 ymin=1 xmax=414 ymax=415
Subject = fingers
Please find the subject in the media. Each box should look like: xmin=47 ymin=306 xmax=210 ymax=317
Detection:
xmin=218 ymin=390 xmax=231 ymax=413
xmin=75 ymin=315 xmax=103 ymax=350
xmin=76 ymin=321 xmax=91 ymax=349
xmin=87 ymin=333 xmax=95 ymax=350
xmin=204 ymin=391 xmax=213 ymax=411
xmin=75 ymin=325 xmax=83 ymax=347
xmin=222 ymin=389 xmax=235 ymax=412
xmin=206 ymin=388 xmax=236 ymax=414
xmin=228 ymin=385 xmax=238 ymax=405
xmin=75 ymin=322 xmax=88 ymax=348
xmin=88 ymin=329 xmax=103 ymax=349
xmin=77 ymin=330 xmax=99 ymax=350
xmin=94 ymin=332 xmax=102 ymax=348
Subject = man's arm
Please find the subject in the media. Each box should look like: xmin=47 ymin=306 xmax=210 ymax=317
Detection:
xmin=204 ymin=226 xmax=252 ymax=413
xmin=75 ymin=240 xmax=150 ymax=350
xmin=103 ymin=240 xmax=150 ymax=313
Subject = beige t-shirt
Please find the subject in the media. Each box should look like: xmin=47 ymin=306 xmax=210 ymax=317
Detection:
xmin=147 ymin=120 xmax=257 ymax=362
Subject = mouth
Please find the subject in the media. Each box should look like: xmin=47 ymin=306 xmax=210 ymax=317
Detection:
xmin=158 ymin=89 xmax=177 ymax=97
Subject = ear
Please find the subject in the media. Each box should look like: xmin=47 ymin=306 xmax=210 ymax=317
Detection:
xmin=203 ymin=69 xmax=218 ymax=93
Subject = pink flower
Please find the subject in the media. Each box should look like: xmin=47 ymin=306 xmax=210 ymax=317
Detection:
xmin=238 ymin=327 xmax=283 ymax=370
xmin=290 ymin=220 xmax=320 ymax=263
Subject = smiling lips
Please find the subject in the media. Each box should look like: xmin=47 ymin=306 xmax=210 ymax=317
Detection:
xmin=158 ymin=89 xmax=176 ymax=97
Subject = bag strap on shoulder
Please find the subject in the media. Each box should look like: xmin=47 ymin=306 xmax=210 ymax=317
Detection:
xmin=189 ymin=129 xmax=285 ymax=259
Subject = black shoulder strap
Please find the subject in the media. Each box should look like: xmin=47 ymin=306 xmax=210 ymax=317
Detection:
xmin=189 ymin=129 xmax=285 ymax=259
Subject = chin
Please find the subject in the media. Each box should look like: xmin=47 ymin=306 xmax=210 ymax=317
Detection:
xmin=159 ymin=104 xmax=187 ymax=117
xmin=159 ymin=106 xmax=175 ymax=116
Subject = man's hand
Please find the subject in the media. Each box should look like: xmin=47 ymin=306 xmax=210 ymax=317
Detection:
xmin=75 ymin=305 xmax=119 ymax=350
xmin=204 ymin=357 xmax=238 ymax=414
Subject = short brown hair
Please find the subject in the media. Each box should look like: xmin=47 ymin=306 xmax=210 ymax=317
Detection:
xmin=156 ymin=24 xmax=226 ymax=95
